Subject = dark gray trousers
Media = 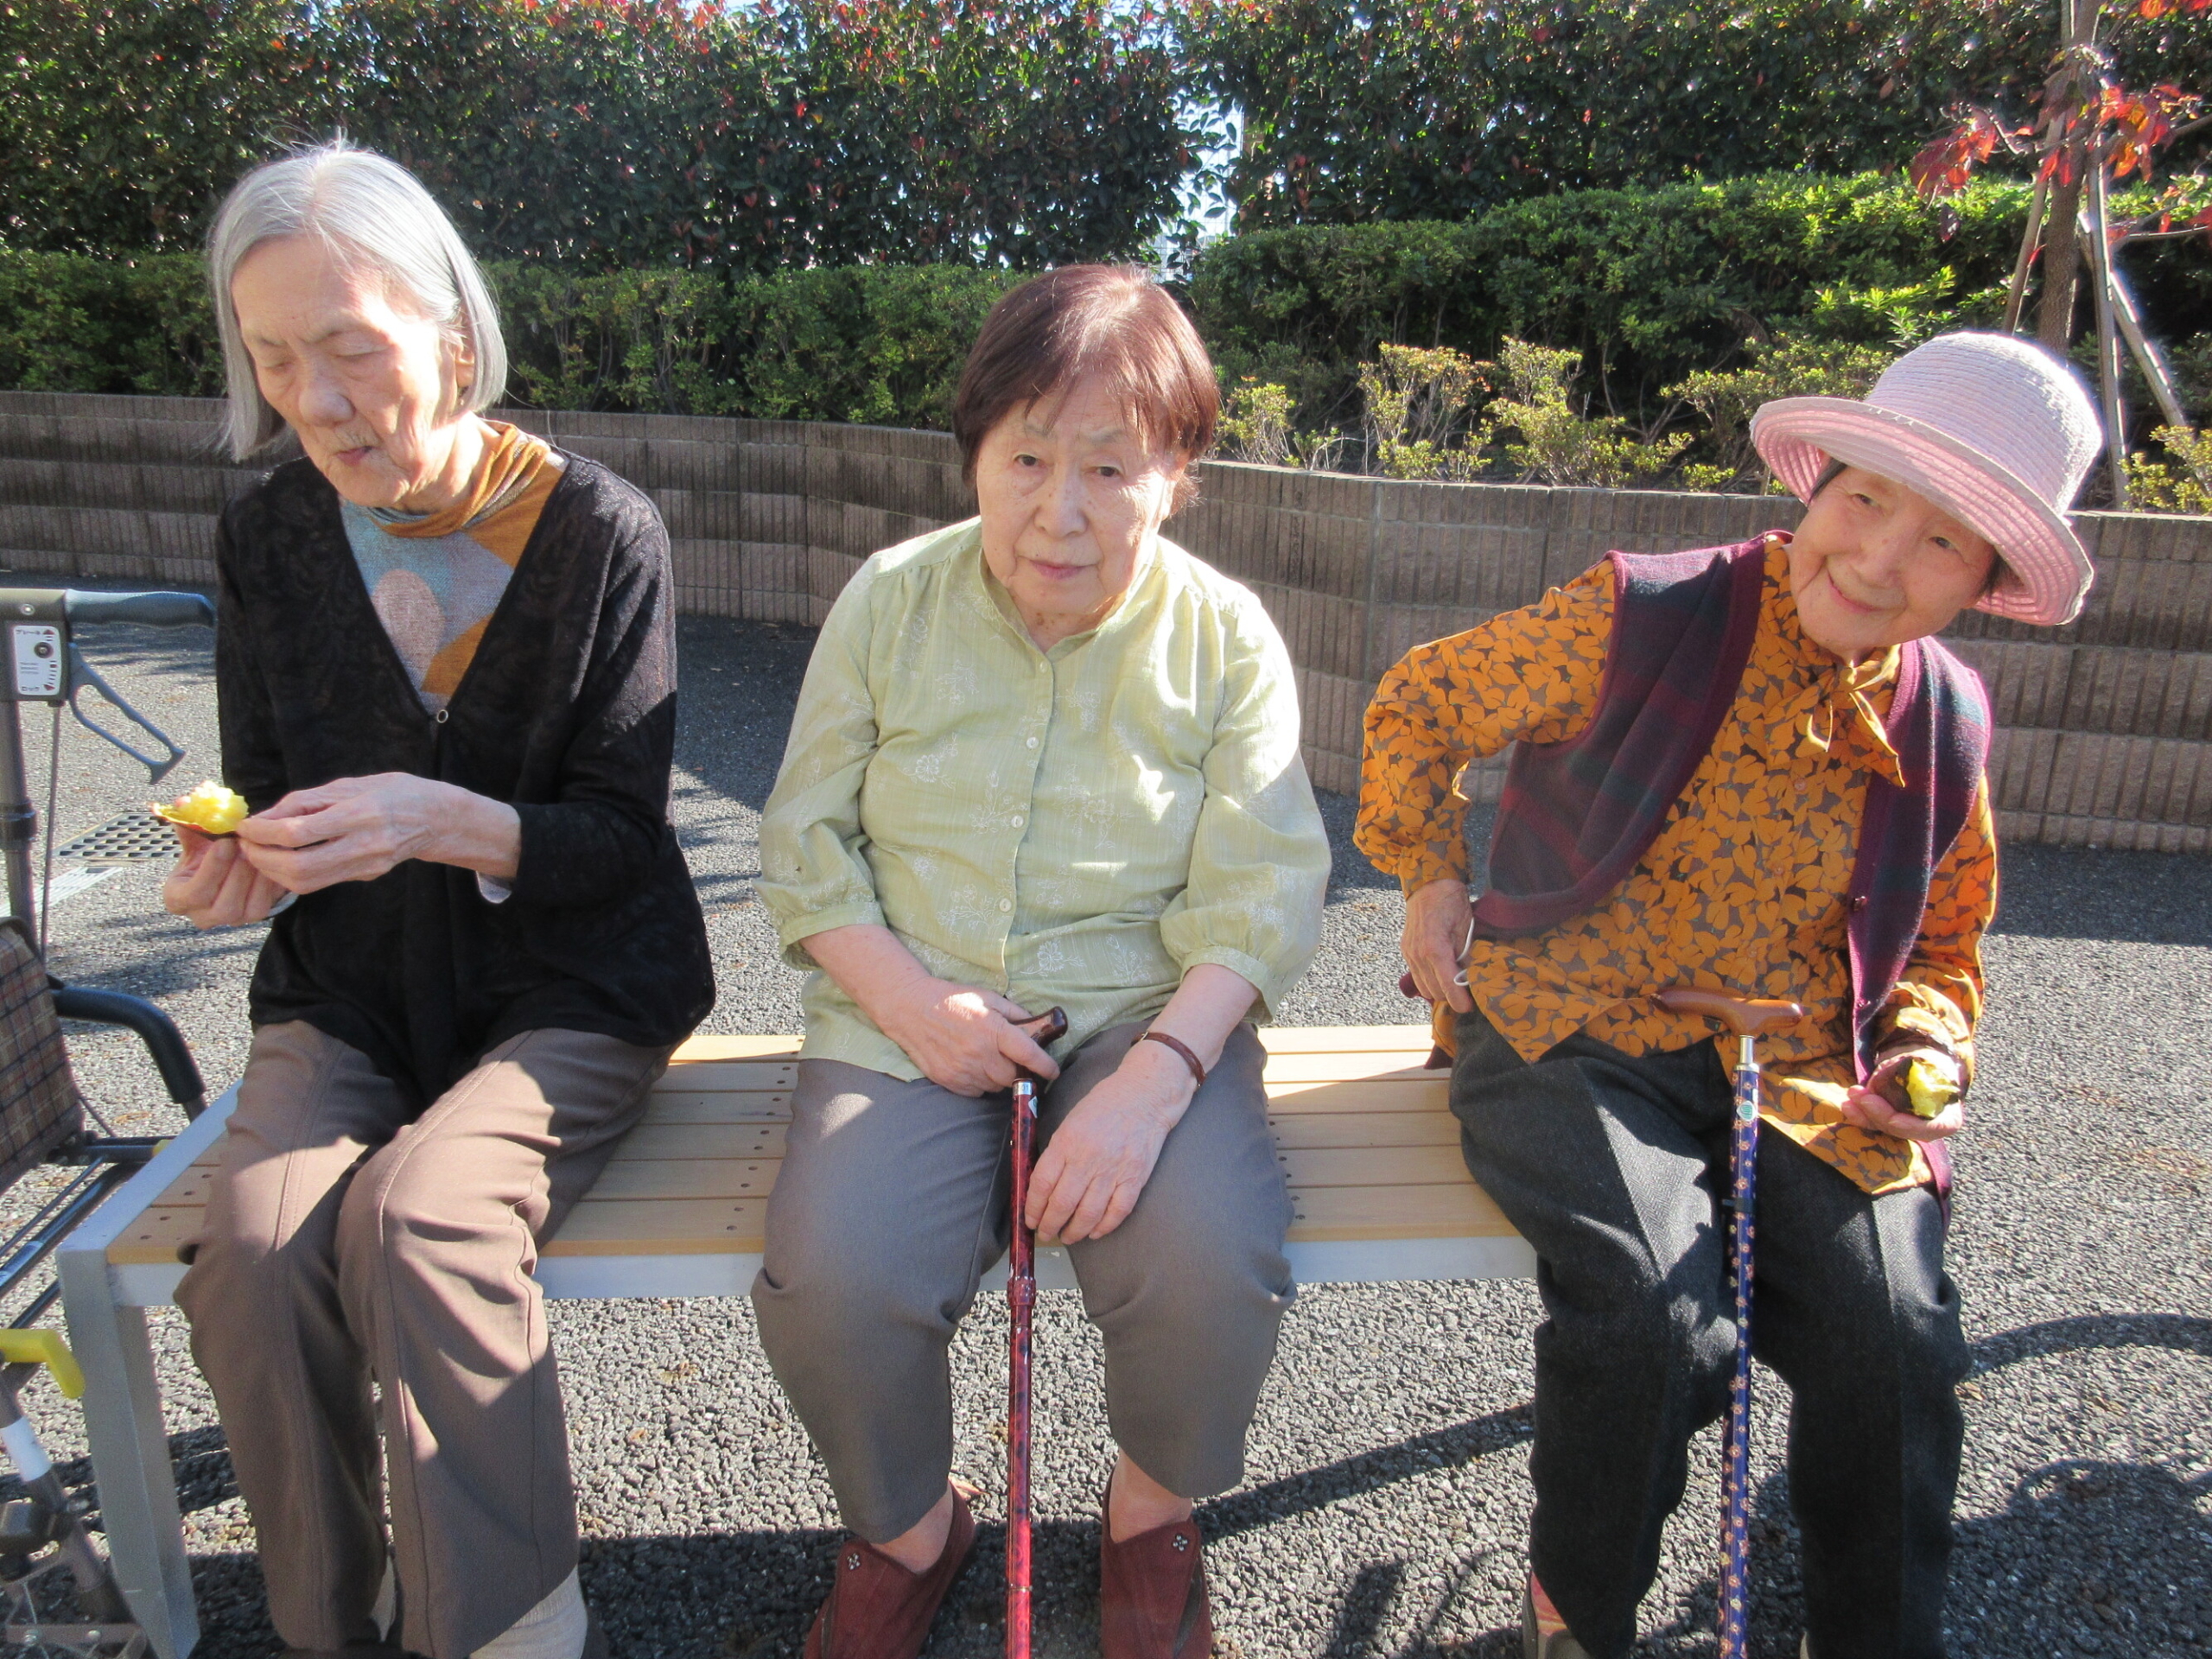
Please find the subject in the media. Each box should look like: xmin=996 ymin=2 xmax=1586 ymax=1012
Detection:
xmin=1452 ymin=1009 xmax=1968 ymax=1659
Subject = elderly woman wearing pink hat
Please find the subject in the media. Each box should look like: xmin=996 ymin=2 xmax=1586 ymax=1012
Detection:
xmin=1356 ymin=332 xmax=2101 ymax=1659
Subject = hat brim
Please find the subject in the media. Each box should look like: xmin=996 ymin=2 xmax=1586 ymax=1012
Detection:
xmin=1751 ymin=397 xmax=2093 ymax=627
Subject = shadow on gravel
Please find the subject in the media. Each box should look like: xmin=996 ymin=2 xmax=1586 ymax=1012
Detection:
xmin=1989 ymin=843 xmax=2212 ymax=946
xmin=1948 ymin=1459 xmax=2212 ymax=1656
xmin=1970 ymin=1311 xmax=2212 ymax=1371
xmin=48 ymin=908 xmax=268 ymax=1005
xmin=1200 ymin=1403 xmax=1534 ymax=1540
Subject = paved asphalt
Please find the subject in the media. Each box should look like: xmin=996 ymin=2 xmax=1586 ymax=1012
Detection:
xmin=13 ymin=600 xmax=2210 ymax=1657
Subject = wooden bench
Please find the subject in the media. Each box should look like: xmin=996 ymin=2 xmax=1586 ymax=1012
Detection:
xmin=60 ymin=1026 xmax=1529 ymax=1658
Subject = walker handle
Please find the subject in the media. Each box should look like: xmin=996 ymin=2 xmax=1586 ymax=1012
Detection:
xmin=64 ymin=590 xmax=214 ymax=630
xmin=1655 ymin=987 xmax=1804 ymax=1038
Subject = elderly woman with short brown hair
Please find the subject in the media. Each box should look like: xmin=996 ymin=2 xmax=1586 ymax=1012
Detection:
xmin=164 ymin=143 xmax=712 ymax=1659
xmin=754 ymin=265 xmax=1332 ymax=1659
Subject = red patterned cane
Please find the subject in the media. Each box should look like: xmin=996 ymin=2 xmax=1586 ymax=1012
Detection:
xmin=1006 ymin=1006 xmax=1067 ymax=1659
xmin=1656 ymin=988 xmax=1802 ymax=1659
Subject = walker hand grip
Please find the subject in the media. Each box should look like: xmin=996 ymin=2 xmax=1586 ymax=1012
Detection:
xmin=64 ymin=590 xmax=214 ymax=630
xmin=1655 ymin=987 xmax=1804 ymax=1038
xmin=0 ymin=1330 xmax=84 ymax=1399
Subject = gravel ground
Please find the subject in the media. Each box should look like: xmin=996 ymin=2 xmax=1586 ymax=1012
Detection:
xmin=12 ymin=598 xmax=2210 ymax=1658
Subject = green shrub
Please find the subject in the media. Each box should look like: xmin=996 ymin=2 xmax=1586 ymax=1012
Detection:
xmin=2125 ymin=427 xmax=2212 ymax=515
xmin=1668 ymin=336 xmax=1899 ymax=491
xmin=724 ymin=267 xmax=1022 ymax=428
xmin=1359 ymin=344 xmax=1483 ymax=480
xmin=1191 ymin=174 xmax=2034 ymax=436
xmin=1179 ymin=0 xmax=2212 ymax=229
xmin=495 ymin=266 xmax=738 ymax=416
xmin=0 ymin=251 xmax=221 ymax=397
xmin=1191 ymin=170 xmax=2208 ymax=447
xmin=0 ymin=0 xmax=1192 ymax=269
xmin=0 ymin=248 xmax=1014 ymax=429
xmin=1472 ymin=338 xmax=1690 ymax=488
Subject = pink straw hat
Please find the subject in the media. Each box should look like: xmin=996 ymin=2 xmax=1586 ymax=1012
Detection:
xmin=1750 ymin=331 xmax=2104 ymax=626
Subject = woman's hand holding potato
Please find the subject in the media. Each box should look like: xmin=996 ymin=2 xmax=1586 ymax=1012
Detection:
xmin=162 ymin=823 xmax=291 ymax=930
xmin=1836 ymin=1044 xmax=1965 ymax=1143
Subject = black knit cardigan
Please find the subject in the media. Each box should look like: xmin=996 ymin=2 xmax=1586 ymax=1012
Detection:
xmin=216 ymin=451 xmax=715 ymax=1108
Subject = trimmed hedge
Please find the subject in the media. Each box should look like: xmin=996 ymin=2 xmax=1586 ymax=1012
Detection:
xmin=1192 ymin=174 xmax=2211 ymax=439
xmin=3 ymin=174 xmax=2204 ymax=446
xmin=0 ymin=0 xmax=1192 ymax=270
xmin=1179 ymin=0 xmax=2212 ymax=229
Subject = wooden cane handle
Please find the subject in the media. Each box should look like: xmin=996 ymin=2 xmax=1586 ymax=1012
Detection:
xmin=1655 ymin=987 xmax=1805 ymax=1038
xmin=1013 ymin=1006 xmax=1069 ymax=1046
xmin=1008 ymin=1006 xmax=1069 ymax=1085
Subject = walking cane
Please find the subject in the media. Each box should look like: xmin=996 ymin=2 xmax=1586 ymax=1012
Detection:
xmin=1654 ymin=987 xmax=1802 ymax=1659
xmin=1005 ymin=1005 xmax=1068 ymax=1659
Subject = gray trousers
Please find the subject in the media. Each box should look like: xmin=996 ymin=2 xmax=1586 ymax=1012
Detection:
xmin=752 ymin=1020 xmax=1294 ymax=1541
xmin=175 ymin=1020 xmax=668 ymax=1659
xmin=1452 ymin=1008 xmax=1969 ymax=1659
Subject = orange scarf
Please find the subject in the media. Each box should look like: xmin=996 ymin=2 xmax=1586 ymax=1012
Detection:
xmin=384 ymin=422 xmax=552 ymax=540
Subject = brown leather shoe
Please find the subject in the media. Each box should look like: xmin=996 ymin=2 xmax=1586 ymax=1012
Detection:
xmin=1098 ymin=1491 xmax=1212 ymax=1659
xmin=803 ymin=1484 xmax=979 ymax=1659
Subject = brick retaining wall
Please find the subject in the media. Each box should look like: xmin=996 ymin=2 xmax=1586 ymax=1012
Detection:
xmin=3 ymin=391 xmax=2205 ymax=854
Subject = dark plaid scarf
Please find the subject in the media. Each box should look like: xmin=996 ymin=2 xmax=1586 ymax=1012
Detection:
xmin=1474 ymin=537 xmax=1991 ymax=1083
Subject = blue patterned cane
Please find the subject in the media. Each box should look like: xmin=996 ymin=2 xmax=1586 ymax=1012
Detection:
xmin=1656 ymin=987 xmax=1803 ymax=1659
xmin=1717 ymin=1028 xmax=1762 ymax=1659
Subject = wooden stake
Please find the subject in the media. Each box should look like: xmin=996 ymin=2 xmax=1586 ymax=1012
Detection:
xmin=2084 ymin=162 xmax=2131 ymax=508
xmin=2004 ymin=175 xmax=2050 ymax=335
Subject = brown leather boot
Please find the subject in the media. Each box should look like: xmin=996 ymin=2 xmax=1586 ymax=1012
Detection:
xmin=1097 ymin=1486 xmax=1212 ymax=1659
xmin=803 ymin=1484 xmax=979 ymax=1659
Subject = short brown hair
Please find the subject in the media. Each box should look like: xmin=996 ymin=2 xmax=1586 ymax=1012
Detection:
xmin=952 ymin=265 xmax=1217 ymax=498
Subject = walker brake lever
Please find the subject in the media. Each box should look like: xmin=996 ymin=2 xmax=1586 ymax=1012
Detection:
xmin=65 ymin=645 xmax=187 ymax=784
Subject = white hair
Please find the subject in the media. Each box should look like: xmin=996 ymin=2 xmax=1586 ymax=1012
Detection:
xmin=207 ymin=141 xmax=508 ymax=461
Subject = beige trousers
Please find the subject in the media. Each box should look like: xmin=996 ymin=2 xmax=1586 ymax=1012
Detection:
xmin=752 ymin=1020 xmax=1295 ymax=1542
xmin=175 ymin=1020 xmax=668 ymax=1659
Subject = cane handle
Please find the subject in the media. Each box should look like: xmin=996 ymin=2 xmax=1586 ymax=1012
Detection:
xmin=1655 ymin=987 xmax=1804 ymax=1039
xmin=1009 ymin=1006 xmax=1069 ymax=1084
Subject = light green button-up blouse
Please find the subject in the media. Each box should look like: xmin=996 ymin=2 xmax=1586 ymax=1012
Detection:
xmin=758 ymin=518 xmax=1332 ymax=1080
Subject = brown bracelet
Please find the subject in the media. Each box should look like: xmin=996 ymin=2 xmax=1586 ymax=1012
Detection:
xmin=1140 ymin=1028 xmax=1206 ymax=1087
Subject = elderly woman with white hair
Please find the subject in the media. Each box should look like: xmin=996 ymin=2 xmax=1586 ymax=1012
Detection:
xmin=164 ymin=143 xmax=712 ymax=1659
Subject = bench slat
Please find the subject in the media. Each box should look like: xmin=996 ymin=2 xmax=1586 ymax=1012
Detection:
xmin=1287 ymin=1182 xmax=1516 ymax=1240
xmin=1265 ymin=1110 xmax=1459 ymax=1149
xmin=632 ymin=1090 xmax=793 ymax=1122
xmin=105 ymin=1027 xmax=1505 ymax=1272
xmin=663 ymin=1028 xmax=1435 ymax=1060
xmin=1261 ymin=1076 xmax=1446 ymax=1111
xmin=645 ymin=1061 xmax=798 ymax=1090
xmin=105 ymin=1174 xmax=1517 ymax=1265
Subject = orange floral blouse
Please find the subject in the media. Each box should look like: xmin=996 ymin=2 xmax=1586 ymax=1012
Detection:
xmin=1355 ymin=536 xmax=1995 ymax=1195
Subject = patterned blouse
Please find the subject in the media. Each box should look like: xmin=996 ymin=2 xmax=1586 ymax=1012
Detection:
xmin=759 ymin=518 xmax=1332 ymax=1081
xmin=1356 ymin=536 xmax=1994 ymax=1194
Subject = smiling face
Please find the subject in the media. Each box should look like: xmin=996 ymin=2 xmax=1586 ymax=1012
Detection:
xmin=230 ymin=233 xmax=482 ymax=512
xmin=972 ymin=373 xmax=1189 ymax=649
xmin=1785 ymin=465 xmax=2000 ymax=661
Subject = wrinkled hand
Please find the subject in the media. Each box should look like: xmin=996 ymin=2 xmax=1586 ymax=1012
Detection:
xmin=876 ymin=978 xmax=1060 ymax=1097
xmin=1836 ymin=1046 xmax=1964 ymax=1143
xmin=1025 ymin=1040 xmax=1192 ymax=1243
xmin=1402 ymin=878 xmax=1475 ymax=1013
xmin=234 ymin=774 xmax=514 ymax=893
xmin=162 ymin=824 xmax=290 ymax=930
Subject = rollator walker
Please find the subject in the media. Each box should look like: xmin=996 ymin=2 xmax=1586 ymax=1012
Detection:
xmin=0 ymin=588 xmax=213 ymax=1657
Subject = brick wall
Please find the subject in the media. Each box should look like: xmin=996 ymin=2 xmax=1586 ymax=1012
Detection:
xmin=3 ymin=391 xmax=2205 ymax=853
